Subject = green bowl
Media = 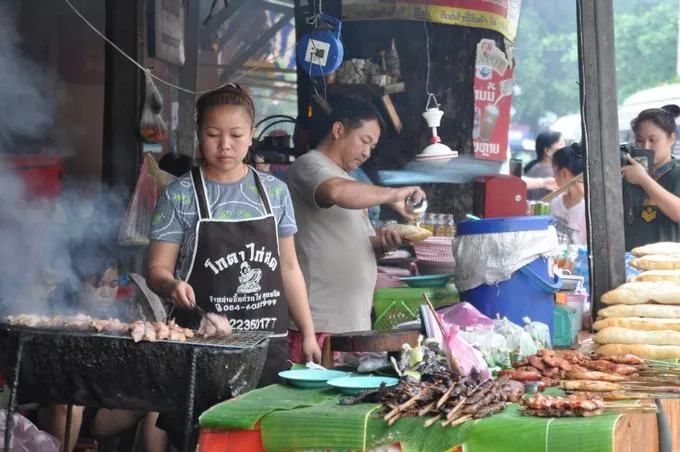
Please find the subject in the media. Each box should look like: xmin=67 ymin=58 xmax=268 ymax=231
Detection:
xmin=399 ymin=274 xmax=453 ymax=288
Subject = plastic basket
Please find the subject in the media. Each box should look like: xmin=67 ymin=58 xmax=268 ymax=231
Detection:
xmin=373 ymin=287 xmax=459 ymax=330
xmin=413 ymin=236 xmax=455 ymax=264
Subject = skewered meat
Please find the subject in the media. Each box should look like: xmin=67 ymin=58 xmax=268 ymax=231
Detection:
xmin=528 ymin=355 xmax=546 ymax=371
xmin=130 ymin=320 xmax=146 ymax=343
xmin=559 ymin=380 xmax=621 ymax=392
xmin=520 ymin=393 xmax=605 ymax=417
xmin=497 ymin=369 xmax=541 ymax=381
xmin=198 ymin=313 xmax=232 ymax=338
xmin=566 ymin=370 xmax=626 ymax=382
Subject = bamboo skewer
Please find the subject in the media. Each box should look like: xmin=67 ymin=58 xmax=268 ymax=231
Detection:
xmin=423 ymin=414 xmax=442 ymax=428
xmin=540 ymin=173 xmax=584 ymax=203
xmin=422 ymin=293 xmax=463 ymax=374
xmin=435 ymin=384 xmax=456 ymax=409
xmin=417 ymin=402 xmax=437 ymax=417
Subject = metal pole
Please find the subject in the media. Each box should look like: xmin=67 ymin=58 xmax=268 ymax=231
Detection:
xmin=4 ymin=337 xmax=25 ymax=451
xmin=183 ymin=348 xmax=199 ymax=452
xmin=576 ymin=0 xmax=626 ymax=316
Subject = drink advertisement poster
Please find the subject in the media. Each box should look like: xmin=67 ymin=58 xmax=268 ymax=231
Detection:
xmin=341 ymin=0 xmax=522 ymax=42
xmin=473 ymin=39 xmax=513 ymax=161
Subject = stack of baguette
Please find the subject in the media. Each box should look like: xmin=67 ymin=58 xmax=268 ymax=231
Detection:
xmin=594 ymin=242 xmax=680 ymax=359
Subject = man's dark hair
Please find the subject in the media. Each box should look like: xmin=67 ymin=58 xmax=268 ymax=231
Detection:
xmin=326 ymin=96 xmax=385 ymax=135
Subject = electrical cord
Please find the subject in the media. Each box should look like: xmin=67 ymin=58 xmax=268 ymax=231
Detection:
xmin=62 ymin=0 xmax=296 ymax=95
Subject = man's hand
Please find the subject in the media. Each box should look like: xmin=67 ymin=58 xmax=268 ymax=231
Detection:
xmin=622 ymin=154 xmax=651 ymax=186
xmin=302 ymin=334 xmax=322 ymax=363
xmin=390 ymin=186 xmax=425 ymax=205
xmin=378 ymin=228 xmax=402 ymax=254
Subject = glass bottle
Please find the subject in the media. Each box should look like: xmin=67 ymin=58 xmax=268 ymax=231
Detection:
xmin=422 ymin=214 xmax=435 ymax=233
xmin=444 ymin=214 xmax=456 ymax=237
xmin=433 ymin=214 xmax=444 ymax=236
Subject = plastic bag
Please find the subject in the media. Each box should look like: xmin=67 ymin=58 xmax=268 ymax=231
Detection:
xmin=1 ymin=410 xmax=60 ymax=451
xmin=119 ymin=153 xmax=176 ymax=245
xmin=493 ymin=316 xmax=538 ymax=361
xmin=459 ymin=325 xmax=511 ymax=370
xmin=444 ymin=324 xmax=491 ymax=379
xmin=523 ymin=317 xmax=552 ymax=350
xmin=139 ymin=73 xmax=168 ymax=144
xmin=439 ymin=301 xmax=494 ymax=329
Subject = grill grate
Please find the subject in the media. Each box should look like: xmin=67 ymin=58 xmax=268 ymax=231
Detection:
xmin=186 ymin=330 xmax=271 ymax=349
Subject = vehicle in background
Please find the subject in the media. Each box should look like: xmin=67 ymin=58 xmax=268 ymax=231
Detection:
xmin=508 ymin=123 xmax=536 ymax=166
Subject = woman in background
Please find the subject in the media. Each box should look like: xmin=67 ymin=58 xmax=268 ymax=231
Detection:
xmin=41 ymin=244 xmax=166 ymax=452
xmin=623 ymin=105 xmax=680 ymax=250
xmin=550 ymin=143 xmax=586 ymax=246
xmin=525 ymin=131 xmax=566 ymax=200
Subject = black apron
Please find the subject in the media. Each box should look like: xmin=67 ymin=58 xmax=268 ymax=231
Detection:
xmin=177 ymin=167 xmax=289 ymax=386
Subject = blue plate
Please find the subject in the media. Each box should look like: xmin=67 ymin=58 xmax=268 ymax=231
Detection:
xmin=399 ymin=274 xmax=453 ymax=288
xmin=278 ymin=369 xmax=350 ymax=389
xmin=327 ymin=376 xmax=399 ymax=395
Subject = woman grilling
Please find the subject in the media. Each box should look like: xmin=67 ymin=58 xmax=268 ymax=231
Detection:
xmin=147 ymin=84 xmax=320 ymax=448
xmin=623 ymin=105 xmax=680 ymax=250
xmin=550 ymin=143 xmax=587 ymax=246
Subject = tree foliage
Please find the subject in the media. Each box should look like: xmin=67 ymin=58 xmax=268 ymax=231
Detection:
xmin=512 ymin=0 xmax=678 ymax=128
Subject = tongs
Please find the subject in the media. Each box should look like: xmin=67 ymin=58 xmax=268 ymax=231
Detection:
xmin=195 ymin=304 xmax=220 ymax=330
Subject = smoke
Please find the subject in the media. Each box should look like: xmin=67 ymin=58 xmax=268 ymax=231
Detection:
xmin=0 ymin=4 xmax=131 ymax=317
xmin=0 ymin=6 xmax=54 ymax=151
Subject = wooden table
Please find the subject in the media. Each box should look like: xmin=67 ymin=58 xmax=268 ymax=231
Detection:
xmin=198 ymin=399 xmax=680 ymax=452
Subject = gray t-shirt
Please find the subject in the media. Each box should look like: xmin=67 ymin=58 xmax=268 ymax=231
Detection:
xmin=525 ymin=162 xmax=554 ymax=200
xmin=149 ymin=168 xmax=297 ymax=281
xmin=287 ymin=150 xmax=377 ymax=334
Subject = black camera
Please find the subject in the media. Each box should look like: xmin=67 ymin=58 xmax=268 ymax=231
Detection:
xmin=620 ymin=143 xmax=654 ymax=175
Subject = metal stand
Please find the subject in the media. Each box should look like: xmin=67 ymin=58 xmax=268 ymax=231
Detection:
xmin=4 ymin=337 xmax=25 ymax=451
xmin=656 ymin=399 xmax=672 ymax=452
xmin=183 ymin=348 xmax=199 ymax=452
xmin=63 ymin=404 xmax=74 ymax=452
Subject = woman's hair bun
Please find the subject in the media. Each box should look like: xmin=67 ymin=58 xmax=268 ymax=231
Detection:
xmin=661 ymin=104 xmax=680 ymax=118
xmin=568 ymin=142 xmax=583 ymax=159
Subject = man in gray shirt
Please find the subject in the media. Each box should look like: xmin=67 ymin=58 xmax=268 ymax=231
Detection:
xmin=287 ymin=97 xmax=424 ymax=356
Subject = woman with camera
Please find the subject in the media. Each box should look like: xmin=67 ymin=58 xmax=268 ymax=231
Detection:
xmin=623 ymin=104 xmax=680 ymax=250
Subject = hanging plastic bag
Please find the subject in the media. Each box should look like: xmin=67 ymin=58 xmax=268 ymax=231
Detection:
xmin=139 ymin=73 xmax=168 ymax=144
xmin=119 ymin=153 xmax=176 ymax=245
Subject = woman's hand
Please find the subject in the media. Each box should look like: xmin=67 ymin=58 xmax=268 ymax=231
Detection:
xmin=170 ymin=281 xmax=196 ymax=309
xmin=302 ymin=334 xmax=322 ymax=363
xmin=622 ymin=154 xmax=651 ymax=186
xmin=542 ymin=177 xmax=558 ymax=192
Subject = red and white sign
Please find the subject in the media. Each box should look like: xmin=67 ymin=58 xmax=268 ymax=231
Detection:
xmin=472 ymin=39 xmax=513 ymax=162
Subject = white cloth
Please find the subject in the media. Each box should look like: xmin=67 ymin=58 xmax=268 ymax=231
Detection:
xmin=453 ymin=227 xmax=560 ymax=292
xmin=550 ymin=194 xmax=587 ymax=245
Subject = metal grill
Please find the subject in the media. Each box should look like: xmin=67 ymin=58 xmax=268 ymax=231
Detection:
xmin=187 ymin=330 xmax=271 ymax=349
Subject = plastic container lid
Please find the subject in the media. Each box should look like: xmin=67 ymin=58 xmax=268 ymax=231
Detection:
xmin=456 ymin=215 xmax=553 ymax=236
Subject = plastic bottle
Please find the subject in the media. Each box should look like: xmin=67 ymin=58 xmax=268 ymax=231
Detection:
xmin=573 ymin=247 xmax=590 ymax=297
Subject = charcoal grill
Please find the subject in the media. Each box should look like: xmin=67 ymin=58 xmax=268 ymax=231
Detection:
xmin=0 ymin=324 xmax=269 ymax=451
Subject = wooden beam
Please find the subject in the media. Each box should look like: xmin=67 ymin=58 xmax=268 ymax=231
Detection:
xmin=577 ymin=0 xmax=625 ymax=315
xmin=177 ymin=0 xmax=201 ymax=159
xmin=102 ymin=0 xmax=141 ymax=195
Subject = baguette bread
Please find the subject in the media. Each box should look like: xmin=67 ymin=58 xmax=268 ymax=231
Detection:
xmin=593 ymin=317 xmax=680 ymax=332
xmin=384 ymin=224 xmax=432 ymax=243
xmin=558 ymin=380 xmax=620 ymax=392
xmin=630 ymin=255 xmax=680 ymax=270
xmin=600 ymin=281 xmax=680 ymax=305
xmin=597 ymin=343 xmax=680 ymax=360
xmin=631 ymin=270 xmax=680 ymax=285
xmin=631 ymin=242 xmax=680 ymax=257
xmin=594 ymin=326 xmax=680 ymax=345
xmin=598 ymin=304 xmax=680 ymax=319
